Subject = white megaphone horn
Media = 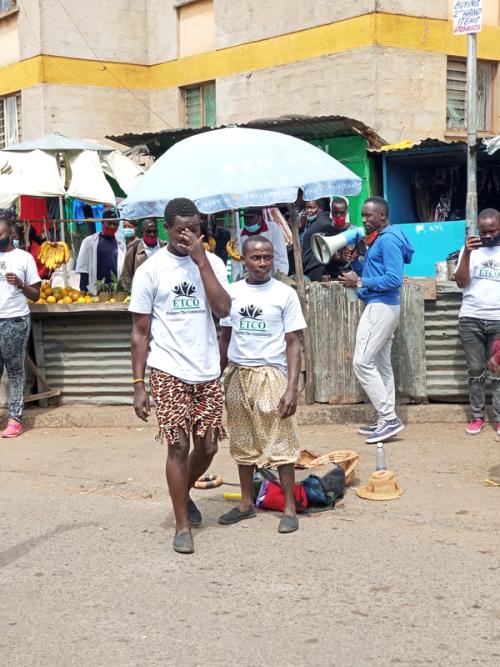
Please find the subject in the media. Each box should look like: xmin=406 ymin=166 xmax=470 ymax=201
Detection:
xmin=311 ymin=228 xmax=362 ymax=264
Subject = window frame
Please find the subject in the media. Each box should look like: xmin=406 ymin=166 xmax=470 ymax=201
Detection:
xmin=0 ymin=92 xmax=22 ymax=149
xmin=446 ymin=57 xmax=497 ymax=134
xmin=181 ymin=81 xmax=216 ymax=129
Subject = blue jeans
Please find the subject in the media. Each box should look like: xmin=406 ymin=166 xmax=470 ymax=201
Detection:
xmin=458 ymin=317 xmax=500 ymax=422
xmin=0 ymin=315 xmax=31 ymax=423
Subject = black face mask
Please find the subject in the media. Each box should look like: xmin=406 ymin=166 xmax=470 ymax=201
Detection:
xmin=0 ymin=237 xmax=10 ymax=252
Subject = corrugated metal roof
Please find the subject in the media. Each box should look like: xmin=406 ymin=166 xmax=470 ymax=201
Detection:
xmin=108 ymin=115 xmax=387 ymax=156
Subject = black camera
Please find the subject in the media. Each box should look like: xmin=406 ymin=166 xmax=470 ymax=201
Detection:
xmin=480 ymin=235 xmax=500 ymax=247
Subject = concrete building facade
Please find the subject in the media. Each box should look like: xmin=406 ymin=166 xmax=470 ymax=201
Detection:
xmin=0 ymin=0 xmax=499 ymax=146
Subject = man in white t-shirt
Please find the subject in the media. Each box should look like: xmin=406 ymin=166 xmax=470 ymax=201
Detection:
xmin=129 ymin=198 xmax=231 ymax=555
xmin=456 ymin=208 xmax=500 ymax=435
xmin=218 ymin=235 xmax=307 ymax=534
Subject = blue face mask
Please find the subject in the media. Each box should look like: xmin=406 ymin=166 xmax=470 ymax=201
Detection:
xmin=123 ymin=227 xmax=136 ymax=238
xmin=12 ymin=239 xmax=20 ymax=248
xmin=306 ymin=214 xmax=317 ymax=223
xmin=244 ymin=222 xmax=261 ymax=233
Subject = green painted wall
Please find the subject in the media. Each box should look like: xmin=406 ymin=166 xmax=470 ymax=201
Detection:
xmin=309 ymin=135 xmax=374 ymax=228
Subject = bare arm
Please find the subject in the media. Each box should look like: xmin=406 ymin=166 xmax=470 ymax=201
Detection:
xmin=177 ymin=229 xmax=231 ymax=318
xmin=219 ymin=326 xmax=232 ymax=374
xmin=278 ymin=330 xmax=302 ymax=419
xmin=5 ymin=274 xmax=41 ymax=302
xmin=131 ymin=312 xmax=151 ymax=421
xmin=455 ymin=237 xmax=481 ymax=288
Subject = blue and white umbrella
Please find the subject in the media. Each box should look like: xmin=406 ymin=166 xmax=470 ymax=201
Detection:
xmin=121 ymin=127 xmax=362 ymax=219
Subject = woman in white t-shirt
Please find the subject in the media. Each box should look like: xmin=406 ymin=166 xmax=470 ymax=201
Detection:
xmin=0 ymin=211 xmax=41 ymax=438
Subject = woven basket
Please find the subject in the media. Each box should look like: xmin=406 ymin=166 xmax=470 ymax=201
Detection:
xmin=296 ymin=449 xmax=359 ymax=486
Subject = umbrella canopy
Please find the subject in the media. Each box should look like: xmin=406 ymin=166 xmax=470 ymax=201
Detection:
xmin=0 ymin=150 xmax=65 ymax=208
xmin=3 ymin=133 xmax=114 ymax=153
xmin=120 ymin=127 xmax=362 ymax=218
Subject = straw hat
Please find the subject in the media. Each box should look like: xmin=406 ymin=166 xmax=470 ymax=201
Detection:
xmin=355 ymin=470 xmax=403 ymax=501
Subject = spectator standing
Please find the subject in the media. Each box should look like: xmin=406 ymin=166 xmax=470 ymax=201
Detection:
xmin=455 ymin=208 xmax=500 ymax=435
xmin=121 ymin=219 xmax=165 ymax=290
xmin=339 ymin=197 xmax=414 ymax=444
xmin=0 ymin=210 xmax=41 ymax=438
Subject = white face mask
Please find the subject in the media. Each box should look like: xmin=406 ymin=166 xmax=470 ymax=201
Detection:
xmin=123 ymin=227 xmax=136 ymax=238
xmin=12 ymin=239 xmax=20 ymax=248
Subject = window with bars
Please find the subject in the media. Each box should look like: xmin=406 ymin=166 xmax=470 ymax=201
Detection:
xmin=182 ymin=81 xmax=216 ymax=129
xmin=446 ymin=59 xmax=496 ymax=132
xmin=0 ymin=93 xmax=22 ymax=148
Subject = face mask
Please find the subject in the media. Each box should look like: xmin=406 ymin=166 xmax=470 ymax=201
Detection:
xmin=143 ymin=233 xmax=158 ymax=247
xmin=306 ymin=214 xmax=317 ymax=223
xmin=123 ymin=227 xmax=136 ymax=238
xmin=244 ymin=222 xmax=261 ymax=233
xmin=0 ymin=237 xmax=10 ymax=252
xmin=12 ymin=239 xmax=20 ymax=248
xmin=102 ymin=226 xmax=117 ymax=237
xmin=332 ymin=215 xmax=347 ymax=229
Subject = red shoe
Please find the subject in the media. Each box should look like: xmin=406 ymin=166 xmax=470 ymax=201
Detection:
xmin=1 ymin=418 xmax=23 ymax=438
xmin=465 ymin=418 xmax=485 ymax=435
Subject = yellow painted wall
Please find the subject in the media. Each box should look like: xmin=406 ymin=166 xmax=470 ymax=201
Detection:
xmin=178 ymin=0 xmax=215 ymax=58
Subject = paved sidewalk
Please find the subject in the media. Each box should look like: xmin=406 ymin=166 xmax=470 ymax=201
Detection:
xmin=1 ymin=420 xmax=500 ymax=666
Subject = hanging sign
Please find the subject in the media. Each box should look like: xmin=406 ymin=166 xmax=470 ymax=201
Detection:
xmin=453 ymin=0 xmax=483 ymax=34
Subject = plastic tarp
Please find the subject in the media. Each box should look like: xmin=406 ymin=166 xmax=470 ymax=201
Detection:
xmin=0 ymin=150 xmax=65 ymax=207
xmin=483 ymin=136 xmax=500 ymax=155
xmin=66 ymin=150 xmax=116 ymax=205
xmin=101 ymin=151 xmax=144 ymax=197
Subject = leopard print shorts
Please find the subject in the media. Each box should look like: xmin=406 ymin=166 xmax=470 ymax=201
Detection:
xmin=150 ymin=368 xmax=227 ymax=447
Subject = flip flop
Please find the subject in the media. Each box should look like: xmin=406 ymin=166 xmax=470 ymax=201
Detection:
xmin=218 ymin=506 xmax=256 ymax=525
xmin=173 ymin=531 xmax=195 ymax=554
xmin=278 ymin=515 xmax=299 ymax=534
xmin=187 ymin=498 xmax=202 ymax=527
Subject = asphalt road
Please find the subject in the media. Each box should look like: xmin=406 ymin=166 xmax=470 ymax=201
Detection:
xmin=1 ymin=420 xmax=500 ymax=666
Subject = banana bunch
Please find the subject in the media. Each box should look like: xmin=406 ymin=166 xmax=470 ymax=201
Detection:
xmin=39 ymin=241 xmax=71 ymax=270
xmin=226 ymin=239 xmax=242 ymax=262
xmin=203 ymin=237 xmax=216 ymax=252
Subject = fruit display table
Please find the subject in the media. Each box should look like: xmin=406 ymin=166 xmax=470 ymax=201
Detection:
xmin=29 ymin=303 xmax=134 ymax=405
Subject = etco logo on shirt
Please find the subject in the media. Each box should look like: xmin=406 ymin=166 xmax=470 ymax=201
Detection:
xmin=238 ymin=304 xmax=267 ymax=332
xmin=172 ymin=282 xmax=201 ymax=311
xmin=477 ymin=259 xmax=500 ymax=282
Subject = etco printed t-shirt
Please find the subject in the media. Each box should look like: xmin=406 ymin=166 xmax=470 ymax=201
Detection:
xmin=459 ymin=245 xmax=500 ymax=320
xmin=129 ymin=247 xmax=229 ymax=383
xmin=220 ymin=278 xmax=307 ymax=373
xmin=0 ymin=249 xmax=40 ymax=318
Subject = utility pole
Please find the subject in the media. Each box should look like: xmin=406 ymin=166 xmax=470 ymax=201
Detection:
xmin=466 ymin=32 xmax=478 ymax=237
xmin=453 ymin=0 xmax=482 ymax=237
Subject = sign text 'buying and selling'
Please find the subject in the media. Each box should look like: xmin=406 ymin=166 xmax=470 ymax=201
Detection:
xmin=453 ymin=0 xmax=483 ymax=34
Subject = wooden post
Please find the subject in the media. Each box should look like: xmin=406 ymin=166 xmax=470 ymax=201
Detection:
xmin=288 ymin=204 xmax=315 ymax=404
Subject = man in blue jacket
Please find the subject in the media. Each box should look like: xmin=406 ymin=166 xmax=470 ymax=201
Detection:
xmin=339 ymin=196 xmax=414 ymax=444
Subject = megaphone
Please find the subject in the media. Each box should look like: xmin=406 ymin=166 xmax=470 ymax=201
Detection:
xmin=311 ymin=228 xmax=361 ymax=264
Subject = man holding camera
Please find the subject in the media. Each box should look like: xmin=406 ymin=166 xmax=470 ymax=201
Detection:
xmin=455 ymin=208 xmax=500 ymax=435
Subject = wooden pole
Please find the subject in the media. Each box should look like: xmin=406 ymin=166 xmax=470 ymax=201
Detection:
xmin=288 ymin=204 xmax=315 ymax=404
xmin=466 ymin=32 xmax=478 ymax=237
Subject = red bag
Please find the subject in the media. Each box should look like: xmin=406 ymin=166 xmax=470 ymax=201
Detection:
xmin=259 ymin=480 xmax=309 ymax=513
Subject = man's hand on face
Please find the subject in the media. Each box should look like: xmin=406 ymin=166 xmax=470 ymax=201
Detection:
xmin=177 ymin=229 xmax=206 ymax=265
xmin=278 ymin=388 xmax=297 ymax=419
xmin=338 ymin=270 xmax=359 ymax=288
xmin=465 ymin=236 xmax=482 ymax=253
